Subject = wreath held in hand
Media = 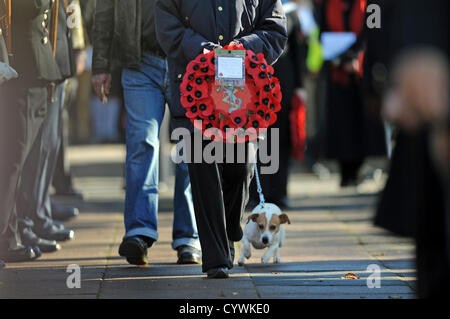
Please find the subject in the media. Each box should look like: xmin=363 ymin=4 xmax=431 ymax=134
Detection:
xmin=180 ymin=43 xmax=282 ymax=143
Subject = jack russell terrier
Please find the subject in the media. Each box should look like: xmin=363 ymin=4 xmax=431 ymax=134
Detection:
xmin=238 ymin=203 xmax=290 ymax=265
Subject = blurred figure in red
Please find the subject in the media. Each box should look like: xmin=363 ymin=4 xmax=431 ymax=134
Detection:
xmin=314 ymin=0 xmax=387 ymax=187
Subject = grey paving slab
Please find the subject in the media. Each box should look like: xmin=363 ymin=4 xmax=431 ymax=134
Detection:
xmin=257 ymin=285 xmax=415 ymax=298
xmin=244 ymin=260 xmax=388 ymax=273
xmin=0 ymin=145 xmax=417 ymax=299
xmin=0 ymin=267 xmax=103 ymax=298
xmin=99 ymin=288 xmax=260 ymax=299
xmin=251 ymin=276 xmax=410 ymax=287
xmin=259 ymin=293 xmax=416 ymax=299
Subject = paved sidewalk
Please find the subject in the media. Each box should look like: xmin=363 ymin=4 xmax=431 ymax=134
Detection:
xmin=0 ymin=145 xmax=416 ymax=299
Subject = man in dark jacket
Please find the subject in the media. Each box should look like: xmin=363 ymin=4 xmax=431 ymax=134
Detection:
xmin=155 ymin=0 xmax=287 ymax=278
xmin=92 ymin=0 xmax=201 ymax=266
xmin=0 ymin=0 xmax=61 ymax=263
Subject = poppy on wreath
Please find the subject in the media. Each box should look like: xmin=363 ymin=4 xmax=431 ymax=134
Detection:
xmin=180 ymin=43 xmax=282 ymax=142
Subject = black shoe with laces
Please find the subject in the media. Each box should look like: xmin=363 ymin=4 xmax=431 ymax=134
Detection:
xmin=119 ymin=236 xmax=153 ymax=266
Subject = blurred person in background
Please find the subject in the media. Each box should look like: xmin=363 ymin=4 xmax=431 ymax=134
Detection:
xmin=314 ymin=0 xmax=387 ymax=187
xmin=296 ymin=0 xmax=332 ymax=179
xmin=249 ymin=0 xmax=307 ymax=209
xmin=366 ymin=0 xmax=449 ymax=298
xmin=92 ymin=0 xmax=201 ymax=266
xmin=52 ymin=0 xmax=92 ymax=200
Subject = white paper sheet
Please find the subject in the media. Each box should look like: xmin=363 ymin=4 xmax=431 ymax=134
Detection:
xmin=216 ymin=56 xmax=244 ymax=80
xmin=320 ymin=32 xmax=357 ymax=61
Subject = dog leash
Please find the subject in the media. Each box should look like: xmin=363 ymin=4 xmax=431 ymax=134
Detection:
xmin=253 ymin=142 xmax=265 ymax=207
xmin=254 ymin=161 xmax=266 ymax=206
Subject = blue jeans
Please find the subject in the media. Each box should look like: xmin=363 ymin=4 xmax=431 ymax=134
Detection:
xmin=121 ymin=52 xmax=199 ymax=250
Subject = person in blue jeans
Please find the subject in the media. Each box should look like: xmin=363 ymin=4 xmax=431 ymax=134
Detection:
xmin=91 ymin=0 xmax=200 ymax=266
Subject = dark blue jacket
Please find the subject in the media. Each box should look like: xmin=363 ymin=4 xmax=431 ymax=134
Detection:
xmin=155 ymin=0 xmax=288 ymax=131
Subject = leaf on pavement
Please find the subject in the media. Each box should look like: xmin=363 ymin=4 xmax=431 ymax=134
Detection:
xmin=341 ymin=272 xmax=360 ymax=280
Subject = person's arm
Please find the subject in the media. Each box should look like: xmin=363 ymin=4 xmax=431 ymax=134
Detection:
xmin=155 ymin=0 xmax=219 ymax=65
xmin=234 ymin=0 xmax=288 ymax=65
xmin=91 ymin=0 xmax=114 ymax=101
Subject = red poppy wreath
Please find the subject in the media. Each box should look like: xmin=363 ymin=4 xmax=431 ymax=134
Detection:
xmin=180 ymin=43 xmax=282 ymax=143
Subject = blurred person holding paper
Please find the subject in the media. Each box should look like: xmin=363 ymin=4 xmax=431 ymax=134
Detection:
xmin=314 ymin=0 xmax=387 ymax=187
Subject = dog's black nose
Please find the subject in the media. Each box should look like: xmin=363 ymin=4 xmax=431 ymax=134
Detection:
xmin=262 ymin=237 xmax=269 ymax=244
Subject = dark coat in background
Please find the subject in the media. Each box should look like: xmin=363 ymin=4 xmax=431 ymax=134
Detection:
xmin=368 ymin=0 xmax=450 ymax=298
xmin=315 ymin=0 xmax=386 ymax=162
xmin=155 ymin=0 xmax=288 ymax=132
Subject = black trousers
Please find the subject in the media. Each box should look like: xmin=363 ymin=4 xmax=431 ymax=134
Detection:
xmin=186 ymin=135 xmax=254 ymax=272
xmin=0 ymin=82 xmax=48 ymax=251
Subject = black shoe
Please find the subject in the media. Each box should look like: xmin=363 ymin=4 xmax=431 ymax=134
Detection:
xmin=21 ymin=227 xmax=61 ymax=253
xmin=176 ymin=245 xmax=201 ymax=264
xmin=0 ymin=260 xmax=5 ymax=269
xmin=34 ymin=223 xmax=75 ymax=242
xmin=51 ymin=203 xmax=79 ymax=221
xmin=119 ymin=236 xmax=152 ymax=266
xmin=0 ymin=245 xmax=40 ymax=262
xmin=206 ymin=267 xmax=229 ymax=279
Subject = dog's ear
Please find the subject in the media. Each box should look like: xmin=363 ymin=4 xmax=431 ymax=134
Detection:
xmin=279 ymin=213 xmax=291 ymax=225
xmin=248 ymin=213 xmax=259 ymax=223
